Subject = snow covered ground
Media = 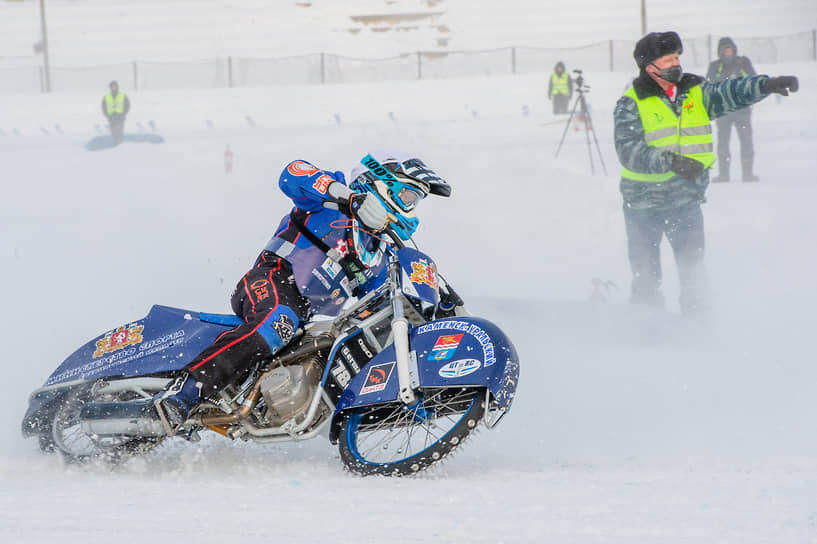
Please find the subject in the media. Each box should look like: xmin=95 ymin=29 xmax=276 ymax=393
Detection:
xmin=2 ymin=1 xmax=817 ymax=542
xmin=2 ymin=63 xmax=816 ymax=542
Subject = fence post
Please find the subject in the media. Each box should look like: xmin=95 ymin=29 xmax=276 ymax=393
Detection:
xmin=511 ymin=46 xmax=516 ymax=74
xmin=227 ymin=56 xmax=233 ymax=88
xmin=320 ymin=53 xmax=326 ymax=84
xmin=39 ymin=65 xmax=45 ymax=93
xmin=133 ymin=61 xmax=138 ymax=90
xmin=417 ymin=51 xmax=422 ymax=80
xmin=813 ymin=29 xmax=816 ymax=61
xmin=609 ymin=40 xmax=614 ymax=71
xmin=707 ymin=34 xmax=712 ymax=65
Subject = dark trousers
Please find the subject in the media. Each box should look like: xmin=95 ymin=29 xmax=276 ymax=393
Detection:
xmin=623 ymin=202 xmax=708 ymax=315
xmin=108 ymin=114 xmax=126 ymax=144
xmin=552 ymin=94 xmax=570 ymax=115
xmin=716 ymin=109 xmax=753 ymax=165
xmin=186 ymin=256 xmax=310 ymax=395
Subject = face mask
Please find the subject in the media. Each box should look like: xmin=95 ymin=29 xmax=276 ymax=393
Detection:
xmin=652 ymin=63 xmax=683 ymax=84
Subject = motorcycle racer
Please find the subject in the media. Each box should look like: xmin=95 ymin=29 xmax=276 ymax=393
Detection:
xmin=153 ymin=150 xmax=458 ymax=435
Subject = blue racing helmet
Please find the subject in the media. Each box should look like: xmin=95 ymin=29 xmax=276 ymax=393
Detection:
xmin=350 ymin=150 xmax=451 ymax=240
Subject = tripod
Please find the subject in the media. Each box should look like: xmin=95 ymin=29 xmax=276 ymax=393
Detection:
xmin=554 ymin=73 xmax=607 ymax=175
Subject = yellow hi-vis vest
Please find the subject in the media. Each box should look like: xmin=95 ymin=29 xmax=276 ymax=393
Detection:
xmin=621 ymin=85 xmax=715 ymax=182
xmin=104 ymin=92 xmax=126 ymax=115
xmin=551 ymin=73 xmax=569 ymax=95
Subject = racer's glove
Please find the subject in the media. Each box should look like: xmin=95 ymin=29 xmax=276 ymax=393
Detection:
xmin=349 ymin=193 xmax=389 ymax=233
xmin=325 ymin=182 xmax=389 ymax=233
xmin=764 ymin=76 xmax=799 ymax=96
xmin=670 ymin=154 xmax=705 ymax=181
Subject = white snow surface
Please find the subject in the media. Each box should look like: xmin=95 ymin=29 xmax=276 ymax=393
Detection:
xmin=2 ymin=2 xmax=817 ymax=543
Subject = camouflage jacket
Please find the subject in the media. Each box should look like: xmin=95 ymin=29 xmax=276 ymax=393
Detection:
xmin=613 ymin=72 xmax=769 ymax=210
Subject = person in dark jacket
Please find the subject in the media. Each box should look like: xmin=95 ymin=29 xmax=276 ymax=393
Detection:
xmin=548 ymin=61 xmax=573 ymax=114
xmin=613 ymin=31 xmax=798 ymax=315
xmin=706 ymin=37 xmax=758 ymax=181
xmin=101 ymin=80 xmax=131 ymax=145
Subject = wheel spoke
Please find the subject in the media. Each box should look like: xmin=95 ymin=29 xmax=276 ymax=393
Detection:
xmin=345 ymin=388 xmax=480 ymax=469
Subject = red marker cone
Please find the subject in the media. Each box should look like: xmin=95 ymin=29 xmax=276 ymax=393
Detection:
xmin=224 ymin=144 xmax=233 ymax=174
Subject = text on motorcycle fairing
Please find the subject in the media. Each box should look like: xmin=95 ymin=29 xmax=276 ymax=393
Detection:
xmin=46 ymin=330 xmax=186 ymax=385
xmin=416 ymin=321 xmax=495 ymax=366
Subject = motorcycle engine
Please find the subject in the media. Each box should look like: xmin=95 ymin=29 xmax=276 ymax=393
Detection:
xmin=259 ymin=356 xmax=322 ymax=426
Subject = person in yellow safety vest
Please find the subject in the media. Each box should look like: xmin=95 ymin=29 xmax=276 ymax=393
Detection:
xmin=706 ymin=37 xmax=758 ymax=182
xmin=548 ymin=61 xmax=573 ymax=115
xmin=613 ymin=31 xmax=798 ymax=315
xmin=101 ymin=80 xmax=131 ymax=145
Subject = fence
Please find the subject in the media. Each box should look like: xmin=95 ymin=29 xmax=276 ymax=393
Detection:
xmin=2 ymin=30 xmax=815 ymax=93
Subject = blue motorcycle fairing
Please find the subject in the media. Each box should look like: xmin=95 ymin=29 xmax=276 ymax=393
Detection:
xmin=21 ymin=388 xmax=63 ymax=437
xmin=332 ymin=316 xmax=519 ymax=419
xmin=397 ymin=247 xmax=439 ymax=307
xmin=41 ymin=305 xmax=241 ymax=388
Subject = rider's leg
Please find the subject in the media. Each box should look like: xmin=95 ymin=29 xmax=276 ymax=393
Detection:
xmin=154 ymin=258 xmax=309 ymax=434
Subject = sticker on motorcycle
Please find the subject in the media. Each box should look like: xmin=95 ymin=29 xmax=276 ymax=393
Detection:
xmin=427 ymin=334 xmax=463 ymax=362
xmin=360 ymin=362 xmax=395 ymax=395
xmin=409 ymin=259 xmax=438 ymax=289
xmin=438 ymin=358 xmax=481 ymax=379
xmin=331 ymin=361 xmax=352 ymax=389
xmin=417 ymin=320 xmax=496 ymax=367
xmin=93 ymin=323 xmax=144 ymax=358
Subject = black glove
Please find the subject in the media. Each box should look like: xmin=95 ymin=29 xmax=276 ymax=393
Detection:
xmin=670 ymin=154 xmax=705 ymax=181
xmin=764 ymin=76 xmax=799 ymax=96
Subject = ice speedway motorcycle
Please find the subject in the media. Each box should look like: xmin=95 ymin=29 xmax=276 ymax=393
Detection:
xmin=22 ymin=228 xmax=519 ymax=476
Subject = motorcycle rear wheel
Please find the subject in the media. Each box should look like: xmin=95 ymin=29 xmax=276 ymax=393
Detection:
xmin=338 ymin=387 xmax=484 ymax=476
xmin=43 ymin=386 xmax=164 ymax=463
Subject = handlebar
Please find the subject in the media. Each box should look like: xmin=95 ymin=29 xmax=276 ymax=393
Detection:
xmin=382 ymin=223 xmax=405 ymax=249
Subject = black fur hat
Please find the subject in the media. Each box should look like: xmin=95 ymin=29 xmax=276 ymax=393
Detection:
xmin=633 ymin=31 xmax=683 ymax=69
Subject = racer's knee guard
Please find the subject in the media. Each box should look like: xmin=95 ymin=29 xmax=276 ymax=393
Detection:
xmin=256 ymin=305 xmax=300 ymax=354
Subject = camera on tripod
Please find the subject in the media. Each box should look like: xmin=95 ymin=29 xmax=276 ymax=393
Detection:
xmin=573 ymin=69 xmax=590 ymax=93
xmin=553 ymin=68 xmax=607 ymax=175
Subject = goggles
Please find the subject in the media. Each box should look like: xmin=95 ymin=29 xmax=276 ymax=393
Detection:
xmin=394 ymin=181 xmax=426 ymax=212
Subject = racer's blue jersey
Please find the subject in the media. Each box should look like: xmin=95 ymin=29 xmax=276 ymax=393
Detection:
xmin=260 ymin=160 xmax=389 ymax=317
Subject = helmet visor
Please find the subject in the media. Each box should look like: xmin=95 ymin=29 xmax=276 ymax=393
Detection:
xmin=395 ymin=185 xmax=426 ymax=211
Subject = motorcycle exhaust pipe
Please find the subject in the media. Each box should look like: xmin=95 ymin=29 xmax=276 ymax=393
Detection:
xmin=79 ymin=401 xmax=166 ymax=436
xmin=200 ymin=385 xmax=261 ymax=426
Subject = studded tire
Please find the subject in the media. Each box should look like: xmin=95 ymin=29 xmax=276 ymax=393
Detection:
xmin=338 ymin=387 xmax=484 ymax=476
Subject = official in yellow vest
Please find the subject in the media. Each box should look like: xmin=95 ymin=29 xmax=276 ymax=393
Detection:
xmin=100 ymin=80 xmax=131 ymax=145
xmin=613 ymin=31 xmax=798 ymax=315
xmin=548 ymin=61 xmax=573 ymax=115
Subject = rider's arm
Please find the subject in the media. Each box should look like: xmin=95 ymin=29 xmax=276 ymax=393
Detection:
xmin=278 ymin=160 xmax=349 ymax=212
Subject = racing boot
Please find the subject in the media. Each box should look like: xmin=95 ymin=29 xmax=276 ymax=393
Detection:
xmin=742 ymin=158 xmax=759 ymax=182
xmin=153 ymin=373 xmax=202 ymax=436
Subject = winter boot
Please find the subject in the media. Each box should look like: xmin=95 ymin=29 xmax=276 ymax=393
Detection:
xmin=742 ymin=158 xmax=759 ymax=182
xmin=153 ymin=373 xmax=202 ymax=436
xmin=712 ymin=158 xmax=730 ymax=182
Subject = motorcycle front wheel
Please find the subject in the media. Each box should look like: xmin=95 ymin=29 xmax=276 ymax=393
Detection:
xmin=338 ymin=387 xmax=484 ymax=476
